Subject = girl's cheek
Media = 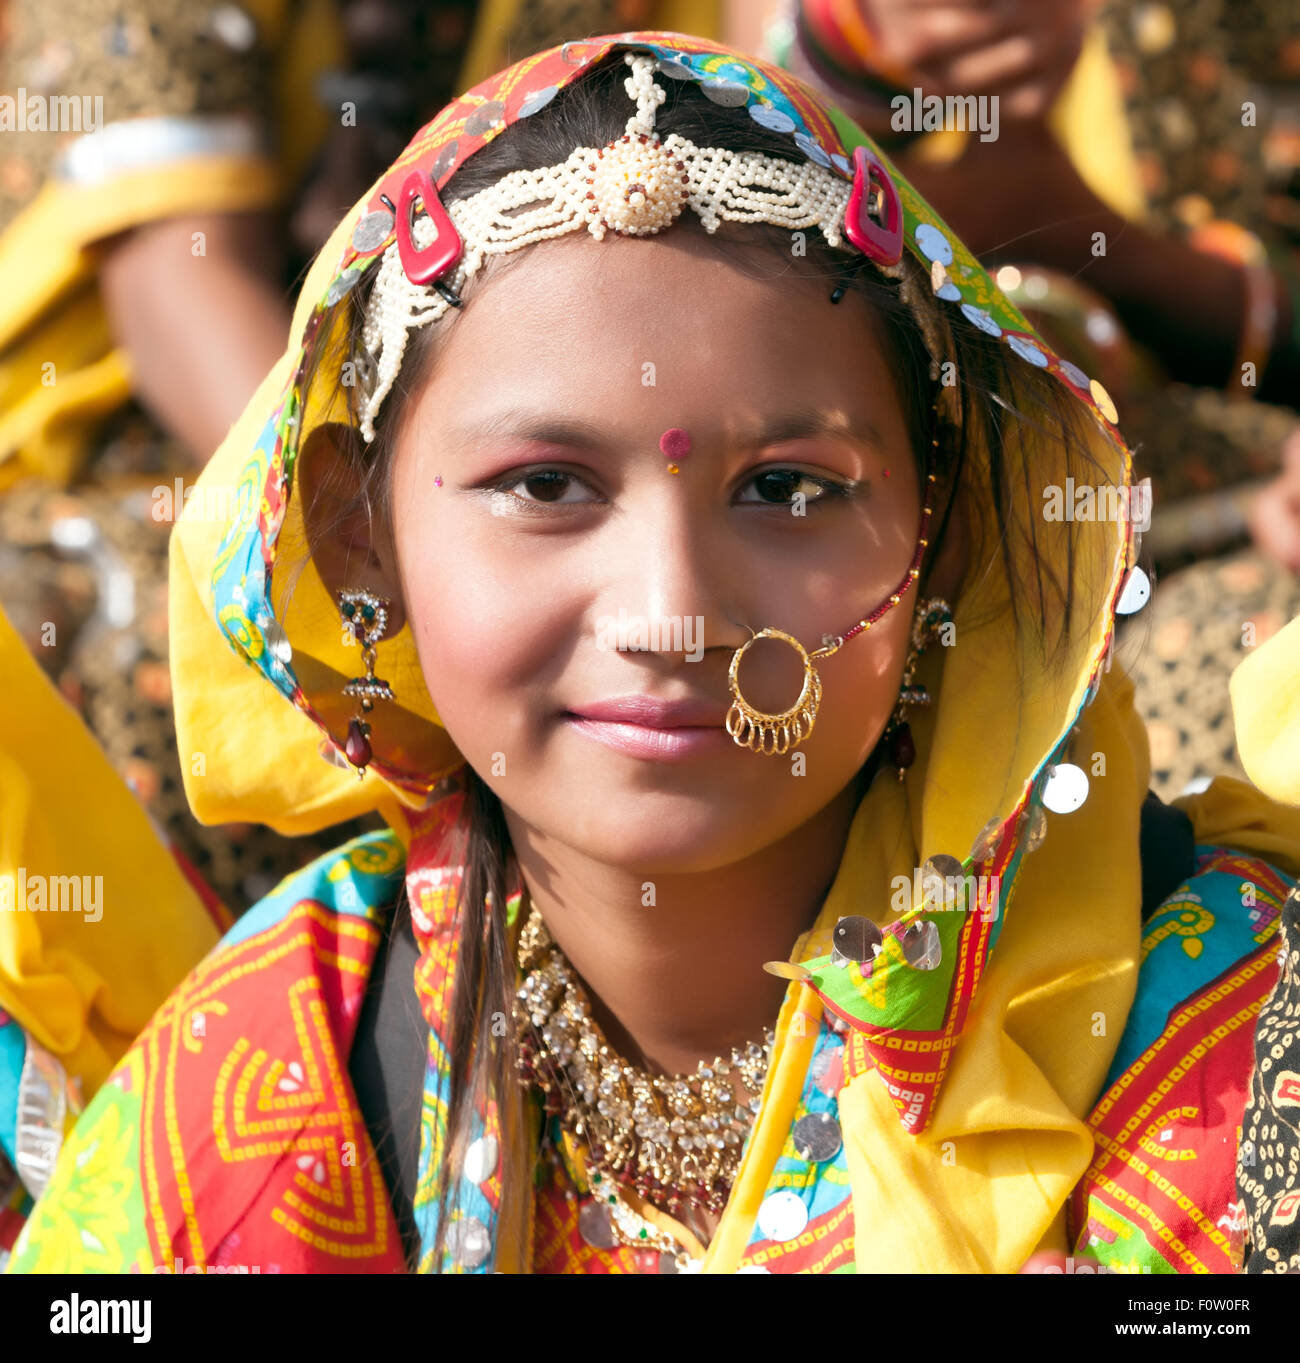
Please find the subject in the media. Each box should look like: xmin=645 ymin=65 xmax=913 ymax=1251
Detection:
xmin=828 ymin=607 xmax=912 ymax=737
xmin=402 ymin=565 xmax=570 ymax=737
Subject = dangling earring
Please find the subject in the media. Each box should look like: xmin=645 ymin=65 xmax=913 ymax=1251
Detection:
xmin=338 ymin=588 xmax=394 ymax=777
xmin=883 ymin=597 xmax=952 ymax=780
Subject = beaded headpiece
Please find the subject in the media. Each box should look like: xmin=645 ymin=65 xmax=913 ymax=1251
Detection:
xmin=358 ymin=50 xmax=938 ymax=441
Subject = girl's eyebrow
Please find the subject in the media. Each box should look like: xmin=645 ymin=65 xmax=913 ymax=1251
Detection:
xmin=740 ymin=407 xmax=885 ymax=454
xmin=449 ymin=406 xmax=884 ymax=454
xmin=451 ymin=410 xmax=608 ymax=451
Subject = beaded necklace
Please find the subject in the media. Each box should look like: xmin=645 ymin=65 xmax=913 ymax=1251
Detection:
xmin=513 ymin=903 xmax=774 ymax=1264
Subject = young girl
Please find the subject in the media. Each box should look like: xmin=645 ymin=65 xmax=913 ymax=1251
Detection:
xmin=6 ymin=29 xmax=1300 ymax=1275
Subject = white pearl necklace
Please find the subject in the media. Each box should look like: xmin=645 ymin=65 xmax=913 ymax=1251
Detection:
xmin=356 ymin=52 xmax=856 ymax=441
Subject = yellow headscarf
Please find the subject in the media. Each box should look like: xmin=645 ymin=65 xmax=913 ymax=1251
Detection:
xmin=0 ymin=604 xmax=225 ymax=1111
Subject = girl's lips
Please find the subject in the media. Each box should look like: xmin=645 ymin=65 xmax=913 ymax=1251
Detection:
xmin=562 ymin=714 xmax=732 ymax=762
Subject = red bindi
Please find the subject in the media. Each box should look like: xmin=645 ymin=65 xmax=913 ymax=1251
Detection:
xmin=659 ymin=428 xmax=691 ymax=461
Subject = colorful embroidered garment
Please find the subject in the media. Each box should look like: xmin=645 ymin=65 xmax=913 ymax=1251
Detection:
xmin=1071 ymin=847 xmax=1296 ymax=1273
xmin=7 ymin=29 xmax=1300 ymax=1273
xmin=6 ymin=805 xmax=1294 ymax=1274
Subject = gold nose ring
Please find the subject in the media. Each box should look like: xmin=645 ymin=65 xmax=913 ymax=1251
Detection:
xmin=725 ymin=627 xmax=825 ymax=755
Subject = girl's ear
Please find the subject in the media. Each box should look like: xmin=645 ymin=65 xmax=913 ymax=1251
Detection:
xmin=296 ymin=421 xmax=408 ymax=637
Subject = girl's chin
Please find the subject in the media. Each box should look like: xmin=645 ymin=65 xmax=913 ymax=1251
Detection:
xmin=528 ymin=777 xmax=804 ymax=869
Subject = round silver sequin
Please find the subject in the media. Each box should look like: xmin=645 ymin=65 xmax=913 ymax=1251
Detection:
xmin=1116 ymin=565 xmax=1151 ymax=615
xmin=921 ymin=854 xmax=964 ymax=907
xmin=914 ymin=223 xmax=953 ymax=265
xmin=561 ymin=40 xmax=592 ymax=65
xmin=749 ymin=103 xmax=796 ymax=133
xmin=464 ymin=100 xmax=506 ymax=136
xmin=319 ymin=739 xmax=351 ymax=770
xmin=757 ymin=1189 xmax=809 ymax=1242
xmin=445 ymin=1215 xmax=491 ymax=1268
xmin=1090 ymin=378 xmax=1120 ymax=424
xmin=792 ymin=1111 xmax=842 ymax=1163
xmin=518 ymin=84 xmax=558 ymax=117
xmin=831 ymin=153 xmax=852 ymax=174
xmin=325 ymin=267 xmax=362 ymax=307
xmin=793 ymin=132 xmax=832 ymax=167
xmin=351 ymin=210 xmax=394 ymax=253
xmin=1057 ymin=360 xmax=1091 ymax=391
xmin=263 ymin=618 xmax=293 ymax=667
xmin=1024 ymin=802 xmax=1049 ymax=852
xmin=350 ymin=346 xmax=377 ymax=395
xmin=578 ymin=1198 xmax=619 ymax=1250
xmin=832 ymin=915 xmax=883 ymax=964
xmin=1042 ymin=763 xmax=1089 ymax=814
xmin=1131 ymin=476 xmax=1153 ymax=541
xmin=464 ymin=1134 xmax=498 ymax=1184
xmin=763 ymin=960 xmax=813 ymax=982
xmin=970 ymin=815 xmax=1003 ymax=863
xmin=931 ymin=259 xmax=961 ymax=301
xmin=1007 ymin=335 xmax=1049 ymax=367
xmin=655 ymin=57 xmax=698 ymax=80
xmin=431 ymin=139 xmax=459 ymax=180
xmin=960 ymin=303 xmax=1003 ymax=337
xmin=700 ymin=78 xmax=750 ymax=107
xmin=902 ymin=920 xmax=943 ymax=970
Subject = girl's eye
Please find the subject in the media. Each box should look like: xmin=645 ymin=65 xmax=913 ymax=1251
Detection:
xmin=737 ymin=469 xmax=852 ymax=506
xmin=483 ymin=466 xmax=854 ymax=510
xmin=491 ymin=470 xmax=599 ymax=506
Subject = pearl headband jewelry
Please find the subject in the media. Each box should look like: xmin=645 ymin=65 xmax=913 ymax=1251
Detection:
xmin=356 ymin=51 xmax=927 ymax=442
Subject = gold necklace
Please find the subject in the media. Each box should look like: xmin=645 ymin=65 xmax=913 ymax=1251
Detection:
xmin=513 ymin=905 xmax=774 ymax=1228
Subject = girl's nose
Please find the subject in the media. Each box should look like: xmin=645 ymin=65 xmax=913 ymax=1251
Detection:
xmin=604 ymin=493 xmax=743 ymax=662
xmin=599 ymin=498 xmax=806 ymax=713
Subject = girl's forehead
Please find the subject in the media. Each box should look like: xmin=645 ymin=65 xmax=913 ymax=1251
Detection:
xmin=402 ymin=230 xmax=891 ymax=389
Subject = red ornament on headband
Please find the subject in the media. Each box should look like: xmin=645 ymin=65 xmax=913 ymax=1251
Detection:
xmin=395 ymin=168 xmax=464 ymax=285
xmin=844 ymin=145 xmax=904 ymax=267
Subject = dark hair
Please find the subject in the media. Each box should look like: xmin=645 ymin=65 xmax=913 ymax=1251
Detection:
xmin=292 ymin=51 xmax=1105 ymax=1270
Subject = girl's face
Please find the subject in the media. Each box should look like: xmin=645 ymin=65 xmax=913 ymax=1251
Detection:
xmin=386 ymin=229 xmax=924 ymax=871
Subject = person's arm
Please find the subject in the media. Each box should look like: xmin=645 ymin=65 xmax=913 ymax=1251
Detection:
xmin=778 ymin=0 xmax=1091 ymax=135
xmin=1249 ymin=429 xmax=1300 ymax=574
xmin=97 ymin=210 xmax=292 ymax=469
xmin=773 ymin=1 xmax=1299 ymax=407
xmin=900 ymin=119 xmax=1298 ymax=406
